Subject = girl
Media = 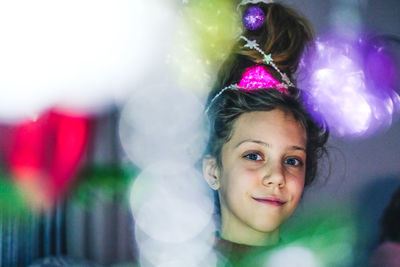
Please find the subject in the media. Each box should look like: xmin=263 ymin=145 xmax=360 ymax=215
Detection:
xmin=201 ymin=1 xmax=329 ymax=264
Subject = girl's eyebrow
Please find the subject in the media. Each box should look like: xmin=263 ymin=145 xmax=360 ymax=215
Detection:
xmin=234 ymin=139 xmax=306 ymax=152
xmin=234 ymin=139 xmax=270 ymax=148
xmin=290 ymin=146 xmax=306 ymax=152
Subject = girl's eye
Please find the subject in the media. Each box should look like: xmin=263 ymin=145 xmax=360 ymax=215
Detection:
xmin=244 ymin=152 xmax=263 ymax=161
xmin=285 ymin=157 xmax=303 ymax=166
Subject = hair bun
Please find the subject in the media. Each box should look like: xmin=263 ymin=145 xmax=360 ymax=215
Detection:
xmin=240 ymin=3 xmax=313 ymax=78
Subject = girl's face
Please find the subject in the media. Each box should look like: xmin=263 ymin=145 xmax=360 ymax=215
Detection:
xmin=204 ymin=109 xmax=307 ymax=245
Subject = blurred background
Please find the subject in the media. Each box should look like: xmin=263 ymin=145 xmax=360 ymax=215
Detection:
xmin=0 ymin=0 xmax=399 ymax=266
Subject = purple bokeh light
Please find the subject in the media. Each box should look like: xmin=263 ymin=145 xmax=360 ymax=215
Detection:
xmin=299 ymin=36 xmax=400 ymax=138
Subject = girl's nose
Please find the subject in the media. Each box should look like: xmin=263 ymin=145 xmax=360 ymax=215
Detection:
xmin=262 ymin=161 xmax=285 ymax=188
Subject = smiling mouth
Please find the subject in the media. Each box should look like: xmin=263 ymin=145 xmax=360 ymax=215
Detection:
xmin=252 ymin=197 xmax=286 ymax=206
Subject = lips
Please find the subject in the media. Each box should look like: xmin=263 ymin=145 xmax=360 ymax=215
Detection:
xmin=252 ymin=196 xmax=286 ymax=206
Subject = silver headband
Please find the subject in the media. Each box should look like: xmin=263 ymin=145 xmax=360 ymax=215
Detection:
xmin=237 ymin=0 xmax=274 ymax=10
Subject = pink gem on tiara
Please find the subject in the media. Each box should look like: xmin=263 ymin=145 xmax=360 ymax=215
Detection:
xmin=238 ymin=65 xmax=286 ymax=93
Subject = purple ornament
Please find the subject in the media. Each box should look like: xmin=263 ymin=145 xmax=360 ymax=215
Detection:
xmin=242 ymin=6 xmax=265 ymax=31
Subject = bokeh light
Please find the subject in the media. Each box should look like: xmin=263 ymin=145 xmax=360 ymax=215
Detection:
xmin=130 ymin=161 xmax=216 ymax=266
xmin=3 ymin=110 xmax=90 ymax=208
xmin=130 ymin=161 xmax=214 ymax=243
xmin=0 ymin=0 xmax=177 ymax=122
xmin=135 ymin=224 xmax=217 ymax=267
xmin=300 ymin=37 xmax=400 ymax=138
xmin=265 ymin=246 xmax=321 ymax=267
xmin=119 ymin=82 xmax=206 ymax=169
xmin=218 ymin=203 xmax=356 ymax=266
xmin=279 ymin=203 xmax=356 ymax=266
xmin=169 ymin=0 xmax=240 ymax=93
xmin=0 ymin=174 xmax=30 ymax=218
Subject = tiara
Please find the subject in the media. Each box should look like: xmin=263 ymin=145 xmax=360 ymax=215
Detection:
xmin=205 ymin=36 xmax=293 ymax=113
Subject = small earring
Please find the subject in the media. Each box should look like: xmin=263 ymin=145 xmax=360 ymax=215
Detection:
xmin=210 ymin=181 xmax=218 ymax=189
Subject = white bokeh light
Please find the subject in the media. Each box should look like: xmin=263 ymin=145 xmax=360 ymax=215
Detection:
xmin=130 ymin=161 xmax=214 ymax=243
xmin=135 ymin=223 xmax=217 ymax=267
xmin=310 ymin=68 xmax=372 ymax=136
xmin=0 ymin=0 xmax=177 ymax=121
xmin=119 ymin=81 xmax=206 ymax=168
xmin=265 ymin=246 xmax=321 ymax=267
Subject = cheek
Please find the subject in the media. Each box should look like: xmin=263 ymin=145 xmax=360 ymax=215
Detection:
xmin=221 ymin=166 xmax=259 ymax=188
xmin=288 ymin=176 xmax=305 ymax=200
xmin=219 ymin=167 xmax=259 ymax=200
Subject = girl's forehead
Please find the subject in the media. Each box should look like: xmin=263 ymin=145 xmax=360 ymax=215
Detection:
xmin=229 ymin=110 xmax=307 ymax=148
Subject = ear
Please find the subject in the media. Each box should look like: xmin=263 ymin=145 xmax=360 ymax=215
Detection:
xmin=202 ymin=155 xmax=220 ymax=190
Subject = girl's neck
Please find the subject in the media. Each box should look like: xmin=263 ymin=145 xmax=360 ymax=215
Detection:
xmin=220 ymin=220 xmax=280 ymax=247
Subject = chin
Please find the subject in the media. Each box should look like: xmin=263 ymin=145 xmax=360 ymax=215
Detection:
xmin=249 ymin=218 xmax=283 ymax=234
